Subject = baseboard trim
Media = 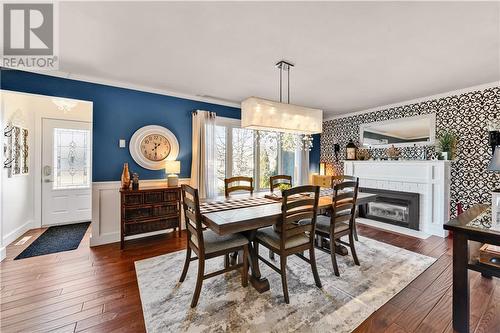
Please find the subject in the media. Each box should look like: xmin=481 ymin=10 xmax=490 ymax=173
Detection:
xmin=0 ymin=246 xmax=6 ymax=261
xmin=3 ymin=220 xmax=35 ymax=246
xmin=90 ymin=228 xmax=180 ymax=247
xmin=357 ymin=218 xmax=432 ymax=240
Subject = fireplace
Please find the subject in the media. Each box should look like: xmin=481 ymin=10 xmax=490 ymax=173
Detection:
xmin=359 ymin=188 xmax=420 ymax=230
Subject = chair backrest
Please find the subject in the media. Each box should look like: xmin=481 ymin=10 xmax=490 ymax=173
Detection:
xmin=224 ymin=176 xmax=254 ymax=197
xmin=331 ymin=175 xmax=357 ymax=188
xmin=278 ymin=185 xmax=320 ymax=249
xmin=181 ymin=185 xmax=204 ymax=251
xmin=270 ymin=175 xmax=292 ymax=192
xmin=330 ymin=178 xmax=359 ymax=231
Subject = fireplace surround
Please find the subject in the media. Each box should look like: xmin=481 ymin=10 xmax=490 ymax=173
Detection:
xmin=344 ymin=160 xmax=451 ymax=237
xmin=359 ymin=188 xmax=420 ymax=230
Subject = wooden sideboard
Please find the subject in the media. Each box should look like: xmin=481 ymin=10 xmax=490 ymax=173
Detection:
xmin=443 ymin=204 xmax=500 ymax=333
xmin=120 ymin=186 xmax=181 ymax=249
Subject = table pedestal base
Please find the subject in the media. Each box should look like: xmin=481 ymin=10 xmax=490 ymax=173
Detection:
xmin=249 ymin=275 xmax=270 ymax=292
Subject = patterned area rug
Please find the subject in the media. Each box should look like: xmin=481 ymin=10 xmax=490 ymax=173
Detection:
xmin=135 ymin=236 xmax=435 ymax=332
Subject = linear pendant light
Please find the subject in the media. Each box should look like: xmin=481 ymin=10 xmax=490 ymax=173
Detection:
xmin=241 ymin=61 xmax=323 ymax=135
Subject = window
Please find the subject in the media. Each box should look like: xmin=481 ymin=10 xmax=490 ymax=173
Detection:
xmin=53 ymin=128 xmax=91 ymax=189
xmin=259 ymin=131 xmax=279 ymax=189
xmin=231 ymin=127 xmax=254 ymax=178
xmin=215 ymin=117 xmax=303 ymax=194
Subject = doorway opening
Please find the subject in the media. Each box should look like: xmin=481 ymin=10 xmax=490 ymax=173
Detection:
xmin=1 ymin=91 xmax=93 ymax=261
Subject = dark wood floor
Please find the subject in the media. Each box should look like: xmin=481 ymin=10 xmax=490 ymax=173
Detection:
xmin=0 ymin=224 xmax=498 ymax=333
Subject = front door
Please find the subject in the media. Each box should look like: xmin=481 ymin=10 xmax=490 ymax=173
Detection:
xmin=42 ymin=119 xmax=92 ymax=226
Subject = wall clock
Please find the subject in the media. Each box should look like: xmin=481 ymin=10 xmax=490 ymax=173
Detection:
xmin=129 ymin=125 xmax=179 ymax=170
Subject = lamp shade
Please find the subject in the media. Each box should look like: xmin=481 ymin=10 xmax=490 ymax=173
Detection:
xmin=489 ymin=146 xmax=500 ymax=171
xmin=165 ymin=160 xmax=180 ymax=174
xmin=241 ymin=97 xmax=322 ymax=134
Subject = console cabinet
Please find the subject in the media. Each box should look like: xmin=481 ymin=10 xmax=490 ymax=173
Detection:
xmin=120 ymin=186 xmax=181 ymax=249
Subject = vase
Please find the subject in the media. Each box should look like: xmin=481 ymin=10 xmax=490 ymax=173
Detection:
xmin=441 ymin=152 xmax=450 ymax=160
xmin=121 ymin=163 xmax=131 ymax=189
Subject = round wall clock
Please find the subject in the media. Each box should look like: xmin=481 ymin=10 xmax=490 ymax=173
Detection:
xmin=129 ymin=125 xmax=179 ymax=170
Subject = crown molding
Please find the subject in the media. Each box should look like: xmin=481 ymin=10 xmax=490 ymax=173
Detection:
xmin=324 ymin=81 xmax=500 ymax=122
xmin=7 ymin=68 xmax=242 ymax=109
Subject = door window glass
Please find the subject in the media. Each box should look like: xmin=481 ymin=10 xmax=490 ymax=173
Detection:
xmin=53 ymin=128 xmax=91 ymax=189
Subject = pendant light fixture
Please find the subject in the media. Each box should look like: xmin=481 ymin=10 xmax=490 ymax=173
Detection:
xmin=241 ymin=61 xmax=323 ymax=151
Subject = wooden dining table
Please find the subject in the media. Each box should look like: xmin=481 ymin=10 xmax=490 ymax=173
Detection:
xmin=201 ymin=191 xmax=377 ymax=292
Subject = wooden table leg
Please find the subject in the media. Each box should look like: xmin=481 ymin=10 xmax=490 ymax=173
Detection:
xmin=452 ymin=231 xmax=469 ymax=333
xmin=244 ymin=230 xmax=270 ymax=293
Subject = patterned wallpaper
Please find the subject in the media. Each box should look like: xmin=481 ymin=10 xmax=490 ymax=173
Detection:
xmin=321 ymin=86 xmax=500 ymax=217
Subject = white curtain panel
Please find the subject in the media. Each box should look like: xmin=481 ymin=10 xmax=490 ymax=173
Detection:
xmin=190 ymin=110 xmax=217 ymax=198
xmin=295 ymin=144 xmax=310 ymax=185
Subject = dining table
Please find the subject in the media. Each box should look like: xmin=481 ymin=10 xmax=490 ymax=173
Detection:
xmin=200 ymin=190 xmax=378 ymax=293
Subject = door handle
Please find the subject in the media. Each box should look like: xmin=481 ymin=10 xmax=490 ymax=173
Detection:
xmin=43 ymin=165 xmax=52 ymax=177
xmin=44 ymin=179 xmax=54 ymax=183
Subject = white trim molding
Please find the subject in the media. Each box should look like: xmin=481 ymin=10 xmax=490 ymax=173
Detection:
xmin=14 ymin=69 xmax=241 ymax=109
xmin=90 ymin=178 xmax=190 ymax=247
xmin=2 ymin=219 xmax=36 ymax=246
xmin=325 ymin=81 xmax=500 ymax=121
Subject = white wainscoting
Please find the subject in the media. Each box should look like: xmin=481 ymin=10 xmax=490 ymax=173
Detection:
xmin=91 ymin=178 xmax=190 ymax=247
xmin=344 ymin=160 xmax=451 ymax=237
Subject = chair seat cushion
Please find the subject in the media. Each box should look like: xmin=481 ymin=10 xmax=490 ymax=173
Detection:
xmin=316 ymin=215 xmax=349 ymax=234
xmin=256 ymin=227 xmax=309 ymax=250
xmin=191 ymin=230 xmax=248 ymax=254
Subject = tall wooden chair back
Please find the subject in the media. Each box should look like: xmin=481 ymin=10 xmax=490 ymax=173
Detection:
xmin=331 ymin=174 xmax=357 ymax=188
xmin=331 ymin=179 xmax=359 ymax=230
xmin=224 ymin=176 xmax=254 ymax=197
xmin=181 ymin=185 xmax=204 ymax=252
xmin=278 ymin=185 xmax=320 ymax=249
xmin=270 ymin=175 xmax=292 ymax=192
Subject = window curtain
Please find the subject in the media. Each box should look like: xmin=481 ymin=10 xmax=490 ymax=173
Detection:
xmin=296 ymin=144 xmax=310 ymax=185
xmin=190 ymin=110 xmax=217 ymax=198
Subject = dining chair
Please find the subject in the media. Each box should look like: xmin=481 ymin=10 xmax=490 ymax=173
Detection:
xmin=179 ymin=185 xmax=249 ymax=308
xmin=254 ymin=185 xmax=322 ymax=304
xmin=224 ymin=176 xmax=254 ymax=197
xmin=269 ymin=175 xmax=292 ymax=192
xmin=315 ymin=179 xmax=360 ymax=276
xmin=331 ymin=174 xmax=357 ymax=187
xmin=331 ymin=175 xmax=360 ymax=240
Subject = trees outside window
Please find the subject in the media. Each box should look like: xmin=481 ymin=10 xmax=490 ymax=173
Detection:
xmin=214 ymin=117 xmax=301 ymax=194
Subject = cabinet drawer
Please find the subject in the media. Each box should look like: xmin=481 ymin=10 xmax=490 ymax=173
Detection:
xmin=125 ymin=217 xmax=179 ymax=236
xmin=144 ymin=191 xmax=165 ymax=204
xmin=123 ymin=193 xmax=143 ymax=205
xmin=153 ymin=203 xmax=178 ymax=217
xmin=165 ymin=190 xmax=180 ymax=202
xmin=124 ymin=206 xmax=152 ymax=220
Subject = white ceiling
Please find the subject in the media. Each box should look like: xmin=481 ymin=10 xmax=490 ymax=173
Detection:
xmin=58 ymin=1 xmax=500 ymax=117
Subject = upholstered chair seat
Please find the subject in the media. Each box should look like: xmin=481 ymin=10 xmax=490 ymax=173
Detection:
xmin=256 ymin=227 xmax=309 ymax=250
xmin=315 ymin=215 xmax=349 ymax=234
xmin=191 ymin=230 xmax=248 ymax=254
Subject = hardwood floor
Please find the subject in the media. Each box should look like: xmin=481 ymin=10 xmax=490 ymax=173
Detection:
xmin=1 ymin=224 xmax=498 ymax=333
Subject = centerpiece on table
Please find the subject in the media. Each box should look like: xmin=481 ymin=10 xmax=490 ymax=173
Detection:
xmin=265 ymin=183 xmax=301 ymax=201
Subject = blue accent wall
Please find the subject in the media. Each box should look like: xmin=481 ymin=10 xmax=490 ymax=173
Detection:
xmin=1 ymin=68 xmax=240 ymax=181
xmin=309 ymin=134 xmax=321 ymax=173
xmin=1 ymin=68 xmax=321 ymax=181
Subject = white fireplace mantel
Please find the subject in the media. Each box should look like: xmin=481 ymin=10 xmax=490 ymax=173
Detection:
xmin=344 ymin=160 xmax=451 ymax=237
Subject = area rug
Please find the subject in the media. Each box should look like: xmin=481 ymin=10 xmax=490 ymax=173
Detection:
xmin=14 ymin=222 xmax=90 ymax=260
xmin=135 ymin=236 xmax=436 ymax=332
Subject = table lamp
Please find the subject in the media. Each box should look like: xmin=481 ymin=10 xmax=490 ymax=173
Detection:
xmin=319 ymin=162 xmax=326 ymax=176
xmin=489 ymin=146 xmax=500 ymax=224
xmin=165 ymin=160 xmax=181 ymax=187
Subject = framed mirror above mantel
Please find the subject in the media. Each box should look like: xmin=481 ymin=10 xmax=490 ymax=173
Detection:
xmin=359 ymin=114 xmax=436 ymax=149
